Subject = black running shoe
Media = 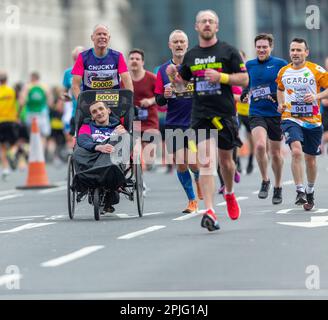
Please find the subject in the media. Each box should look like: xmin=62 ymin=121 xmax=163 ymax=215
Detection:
xmin=295 ymin=191 xmax=307 ymax=205
xmin=258 ymin=180 xmax=270 ymax=199
xmin=201 ymin=209 xmax=220 ymax=232
xmin=272 ymin=187 xmax=282 ymax=205
xmin=303 ymin=192 xmax=315 ymax=211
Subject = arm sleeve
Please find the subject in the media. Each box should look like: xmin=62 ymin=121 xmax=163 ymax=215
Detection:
xmin=71 ymin=54 xmax=84 ymax=77
xmin=118 ymin=53 xmax=128 ymax=74
xmin=155 ymin=93 xmax=168 ymax=106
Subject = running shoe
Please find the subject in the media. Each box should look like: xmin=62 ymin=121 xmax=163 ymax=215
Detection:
xmin=102 ymin=205 xmax=115 ymax=214
xmin=272 ymin=187 xmax=283 ymax=205
xmin=234 ymin=171 xmax=241 ymax=183
xmin=201 ymin=209 xmax=220 ymax=231
xmin=258 ymin=180 xmax=271 ymax=199
xmin=1 ymin=168 xmax=10 ymax=181
xmin=182 ymin=200 xmax=198 ymax=214
xmin=303 ymin=192 xmax=315 ymax=211
xmin=225 ymin=193 xmax=241 ymax=220
xmin=195 ymin=180 xmax=203 ymax=200
xmin=295 ymin=191 xmax=307 ymax=205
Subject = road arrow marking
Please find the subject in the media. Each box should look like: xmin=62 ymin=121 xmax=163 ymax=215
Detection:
xmin=277 ymin=216 xmax=328 ymax=228
xmin=0 ymin=223 xmax=56 ymax=234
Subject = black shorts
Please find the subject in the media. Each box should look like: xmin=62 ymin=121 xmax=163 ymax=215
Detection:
xmin=322 ymin=107 xmax=328 ymax=132
xmin=18 ymin=123 xmax=30 ymax=142
xmin=50 ymin=129 xmax=66 ymax=146
xmin=0 ymin=122 xmax=20 ymax=145
xmin=192 ymin=117 xmax=242 ymax=151
xmin=249 ymin=116 xmax=282 ymax=141
xmin=165 ymin=125 xmax=190 ymax=154
xmin=238 ymin=115 xmax=251 ymax=133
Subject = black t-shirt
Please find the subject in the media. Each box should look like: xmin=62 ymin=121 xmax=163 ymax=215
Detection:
xmin=179 ymin=40 xmax=246 ymax=126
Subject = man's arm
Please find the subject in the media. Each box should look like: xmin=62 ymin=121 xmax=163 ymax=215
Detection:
xmin=72 ymin=75 xmax=82 ymax=100
xmin=277 ymin=89 xmax=286 ymax=113
xmin=120 ymin=72 xmax=134 ymax=92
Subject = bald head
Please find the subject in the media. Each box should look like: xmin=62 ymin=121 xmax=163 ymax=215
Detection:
xmin=196 ymin=9 xmax=219 ymax=24
xmin=93 ymin=24 xmax=110 ymax=35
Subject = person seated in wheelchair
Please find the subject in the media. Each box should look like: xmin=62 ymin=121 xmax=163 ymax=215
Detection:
xmin=74 ymin=100 xmax=130 ymax=213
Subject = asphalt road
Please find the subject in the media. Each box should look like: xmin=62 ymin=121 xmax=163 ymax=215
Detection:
xmin=0 ymin=154 xmax=328 ymax=300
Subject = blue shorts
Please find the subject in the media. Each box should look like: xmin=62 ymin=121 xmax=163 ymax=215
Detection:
xmin=281 ymin=120 xmax=323 ymax=156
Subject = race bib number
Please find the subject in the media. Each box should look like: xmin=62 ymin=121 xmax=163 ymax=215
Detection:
xmin=195 ymin=77 xmax=221 ymax=96
xmin=291 ymin=102 xmax=313 ymax=117
xmin=91 ymin=77 xmax=114 ymax=89
xmin=251 ymin=84 xmax=272 ymax=101
xmin=95 ymin=93 xmax=119 ymax=106
xmin=175 ymin=82 xmax=194 ymax=98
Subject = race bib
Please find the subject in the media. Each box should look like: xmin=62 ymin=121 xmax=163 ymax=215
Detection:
xmin=95 ymin=93 xmax=119 ymax=106
xmin=195 ymin=77 xmax=221 ymax=96
xmin=290 ymin=102 xmax=313 ymax=117
xmin=175 ymin=82 xmax=194 ymax=98
xmin=251 ymin=84 xmax=272 ymax=101
xmin=91 ymin=76 xmax=114 ymax=89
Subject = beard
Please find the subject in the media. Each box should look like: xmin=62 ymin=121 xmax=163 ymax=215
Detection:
xmin=200 ymin=30 xmax=215 ymax=41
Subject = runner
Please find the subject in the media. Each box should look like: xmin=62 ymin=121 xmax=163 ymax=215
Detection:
xmin=166 ymin=10 xmax=248 ymax=231
xmin=155 ymin=29 xmax=202 ymax=214
xmin=19 ymin=72 xmax=53 ymax=147
xmin=277 ymin=38 xmax=328 ymax=210
xmin=0 ymin=71 xmax=19 ymax=179
xmin=71 ymin=24 xmax=133 ymax=100
xmin=243 ymin=34 xmax=288 ymax=204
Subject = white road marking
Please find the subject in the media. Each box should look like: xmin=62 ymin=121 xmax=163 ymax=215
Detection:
xmin=252 ymin=191 xmax=259 ymax=195
xmin=118 ymin=226 xmax=166 ymax=240
xmin=0 ymin=194 xmax=24 ymax=201
xmin=114 ymin=212 xmax=164 ymax=219
xmin=0 ymin=274 xmax=23 ymax=287
xmin=276 ymin=208 xmax=305 ymax=214
xmin=44 ymin=215 xmax=66 ymax=221
xmin=0 ymin=223 xmax=56 ymax=234
xmin=277 ymin=216 xmax=328 ymax=228
xmin=216 ymin=196 xmax=248 ymax=207
xmin=39 ymin=186 xmax=66 ymax=194
xmin=313 ymin=209 xmax=328 ymax=214
xmin=41 ymin=246 xmax=105 ymax=267
xmin=173 ymin=212 xmax=202 ymax=221
xmin=282 ymin=180 xmax=294 ymax=186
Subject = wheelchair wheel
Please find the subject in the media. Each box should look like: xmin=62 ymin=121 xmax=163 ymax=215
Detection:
xmin=134 ymin=161 xmax=144 ymax=217
xmin=67 ymin=154 xmax=76 ymax=220
xmin=93 ymin=188 xmax=100 ymax=221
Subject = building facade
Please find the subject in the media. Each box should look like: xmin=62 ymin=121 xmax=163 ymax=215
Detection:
xmin=0 ymin=0 xmax=131 ymax=85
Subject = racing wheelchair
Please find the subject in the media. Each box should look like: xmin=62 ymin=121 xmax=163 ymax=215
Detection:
xmin=67 ymin=89 xmax=144 ymax=220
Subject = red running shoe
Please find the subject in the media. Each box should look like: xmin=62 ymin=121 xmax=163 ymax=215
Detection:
xmin=201 ymin=209 xmax=220 ymax=231
xmin=225 ymin=193 xmax=241 ymax=220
